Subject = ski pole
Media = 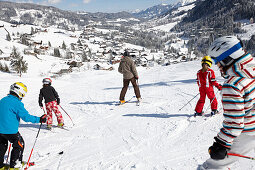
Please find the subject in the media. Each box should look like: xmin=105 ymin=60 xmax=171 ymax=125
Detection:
xmin=5 ymin=143 xmax=11 ymax=164
xmin=25 ymin=122 xmax=43 ymax=170
xmin=227 ymin=153 xmax=255 ymax=160
xmin=178 ymin=93 xmax=199 ymax=111
xmin=41 ymin=106 xmax=46 ymax=114
xmin=59 ymin=105 xmax=75 ymax=126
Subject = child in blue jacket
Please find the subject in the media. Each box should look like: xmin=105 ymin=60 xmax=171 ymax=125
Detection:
xmin=0 ymin=82 xmax=46 ymax=169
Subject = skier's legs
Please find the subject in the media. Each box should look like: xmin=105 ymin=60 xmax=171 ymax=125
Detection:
xmin=45 ymin=102 xmax=53 ymax=125
xmin=51 ymin=101 xmax=64 ymax=124
xmin=201 ymin=134 xmax=255 ymax=169
xmin=6 ymin=132 xmax=24 ymax=168
xmin=195 ymin=88 xmax=206 ymax=113
xmin=207 ymin=89 xmax=218 ymax=110
xmin=0 ymin=134 xmax=8 ymax=168
xmin=130 ymin=77 xmax=141 ymax=99
xmin=119 ymin=79 xmax=130 ymax=101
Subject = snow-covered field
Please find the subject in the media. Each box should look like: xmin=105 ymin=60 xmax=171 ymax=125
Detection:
xmin=1 ymin=59 xmax=255 ymax=170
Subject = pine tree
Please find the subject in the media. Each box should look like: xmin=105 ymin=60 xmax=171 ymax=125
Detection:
xmin=54 ymin=48 xmax=61 ymax=57
xmin=10 ymin=47 xmax=28 ymax=77
xmin=31 ymin=27 xmax=35 ymax=34
xmin=3 ymin=63 xmax=10 ymax=72
xmin=71 ymin=43 xmax=75 ymax=50
xmin=62 ymin=41 xmax=66 ymax=50
xmin=81 ymin=51 xmax=88 ymax=62
xmin=77 ymin=39 xmax=82 ymax=46
xmin=88 ymin=48 xmax=92 ymax=59
xmin=6 ymin=33 xmax=11 ymax=41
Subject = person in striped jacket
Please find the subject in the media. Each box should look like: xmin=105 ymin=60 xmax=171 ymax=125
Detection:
xmin=195 ymin=56 xmax=222 ymax=117
xmin=201 ymin=36 xmax=255 ymax=169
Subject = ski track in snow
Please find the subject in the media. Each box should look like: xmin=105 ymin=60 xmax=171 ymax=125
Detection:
xmin=1 ymin=61 xmax=254 ymax=170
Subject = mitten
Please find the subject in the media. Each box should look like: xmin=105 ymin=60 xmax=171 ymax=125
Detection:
xmin=208 ymin=138 xmax=229 ymax=160
xmin=40 ymin=114 xmax=47 ymax=123
xmin=57 ymin=98 xmax=60 ymax=105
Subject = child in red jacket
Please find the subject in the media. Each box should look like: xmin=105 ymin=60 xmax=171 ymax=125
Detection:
xmin=195 ymin=56 xmax=222 ymax=116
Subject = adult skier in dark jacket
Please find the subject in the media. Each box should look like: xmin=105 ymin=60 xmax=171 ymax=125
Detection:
xmin=118 ymin=51 xmax=141 ymax=104
xmin=0 ymin=82 xmax=46 ymax=169
xmin=39 ymin=78 xmax=64 ymax=130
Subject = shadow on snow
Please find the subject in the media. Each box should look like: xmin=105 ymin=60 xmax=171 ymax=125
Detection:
xmin=70 ymin=101 xmax=117 ymax=106
xmin=123 ymin=113 xmax=192 ymax=118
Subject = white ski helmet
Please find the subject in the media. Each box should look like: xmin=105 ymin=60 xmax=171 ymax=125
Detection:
xmin=10 ymin=82 xmax=27 ymax=99
xmin=42 ymin=78 xmax=52 ymax=85
xmin=208 ymin=36 xmax=245 ymax=67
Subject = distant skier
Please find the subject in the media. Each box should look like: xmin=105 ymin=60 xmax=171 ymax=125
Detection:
xmin=194 ymin=56 xmax=222 ymax=116
xmin=39 ymin=78 xmax=64 ymax=130
xmin=200 ymin=36 xmax=255 ymax=169
xmin=0 ymin=82 xmax=46 ymax=169
xmin=118 ymin=50 xmax=141 ymax=104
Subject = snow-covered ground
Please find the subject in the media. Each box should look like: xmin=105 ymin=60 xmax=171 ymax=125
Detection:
xmin=1 ymin=59 xmax=255 ymax=170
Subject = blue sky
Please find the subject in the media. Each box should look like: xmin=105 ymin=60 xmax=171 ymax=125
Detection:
xmin=3 ymin=0 xmax=180 ymax=12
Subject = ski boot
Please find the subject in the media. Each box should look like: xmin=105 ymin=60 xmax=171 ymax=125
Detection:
xmin=119 ymin=100 xmax=125 ymax=105
xmin=58 ymin=123 xmax=64 ymax=128
xmin=46 ymin=124 xmax=52 ymax=130
xmin=136 ymin=98 xmax=141 ymax=106
xmin=194 ymin=111 xmax=203 ymax=117
xmin=211 ymin=109 xmax=219 ymax=116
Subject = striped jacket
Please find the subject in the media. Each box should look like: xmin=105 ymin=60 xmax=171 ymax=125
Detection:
xmin=217 ymin=53 xmax=255 ymax=148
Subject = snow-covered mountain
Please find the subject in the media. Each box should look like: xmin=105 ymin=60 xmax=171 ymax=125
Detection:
xmin=132 ymin=0 xmax=197 ymax=19
xmin=132 ymin=4 xmax=174 ymax=19
xmin=0 ymin=1 xmax=137 ymax=29
xmin=178 ymin=0 xmax=197 ymax=6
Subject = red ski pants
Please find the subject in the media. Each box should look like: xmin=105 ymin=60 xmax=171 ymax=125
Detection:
xmin=195 ymin=87 xmax=218 ymax=113
xmin=45 ymin=101 xmax=64 ymax=125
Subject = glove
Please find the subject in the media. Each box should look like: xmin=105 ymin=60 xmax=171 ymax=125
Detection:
xmin=39 ymin=103 xmax=43 ymax=107
xmin=208 ymin=138 xmax=229 ymax=160
xmin=135 ymin=76 xmax=139 ymax=80
xmin=56 ymin=98 xmax=60 ymax=105
xmin=217 ymin=84 xmax=222 ymax=91
xmin=40 ymin=114 xmax=47 ymax=123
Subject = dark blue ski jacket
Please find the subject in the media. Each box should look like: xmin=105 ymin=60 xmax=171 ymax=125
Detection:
xmin=0 ymin=95 xmax=40 ymax=134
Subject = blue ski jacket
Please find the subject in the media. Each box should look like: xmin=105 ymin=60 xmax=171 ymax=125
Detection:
xmin=0 ymin=94 xmax=40 ymax=134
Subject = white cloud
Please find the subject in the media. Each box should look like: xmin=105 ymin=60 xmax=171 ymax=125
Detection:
xmin=48 ymin=0 xmax=62 ymax=4
xmin=83 ymin=0 xmax=91 ymax=4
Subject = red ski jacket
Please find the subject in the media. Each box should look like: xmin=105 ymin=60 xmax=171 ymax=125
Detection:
xmin=196 ymin=68 xmax=221 ymax=89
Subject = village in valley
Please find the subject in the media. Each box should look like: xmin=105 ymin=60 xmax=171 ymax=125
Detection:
xmin=0 ymin=22 xmax=196 ymax=78
xmin=0 ymin=0 xmax=254 ymax=78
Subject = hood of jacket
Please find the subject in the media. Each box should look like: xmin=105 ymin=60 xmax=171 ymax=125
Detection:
xmin=226 ymin=53 xmax=255 ymax=79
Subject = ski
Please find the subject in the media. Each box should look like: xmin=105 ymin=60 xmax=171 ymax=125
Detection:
xmin=3 ymin=161 xmax=35 ymax=170
xmin=44 ymin=125 xmax=71 ymax=131
xmin=116 ymin=96 xmax=136 ymax=106
xmin=189 ymin=110 xmax=222 ymax=122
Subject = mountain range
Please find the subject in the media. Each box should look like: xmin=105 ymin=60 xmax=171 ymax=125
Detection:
xmin=0 ymin=0 xmax=254 ymax=55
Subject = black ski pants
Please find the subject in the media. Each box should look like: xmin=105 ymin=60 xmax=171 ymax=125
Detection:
xmin=0 ymin=132 xmax=24 ymax=168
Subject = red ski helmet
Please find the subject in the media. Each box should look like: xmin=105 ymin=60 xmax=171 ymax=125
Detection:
xmin=42 ymin=78 xmax=52 ymax=85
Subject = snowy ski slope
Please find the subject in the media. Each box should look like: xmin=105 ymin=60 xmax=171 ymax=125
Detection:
xmin=0 ymin=60 xmax=255 ymax=170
